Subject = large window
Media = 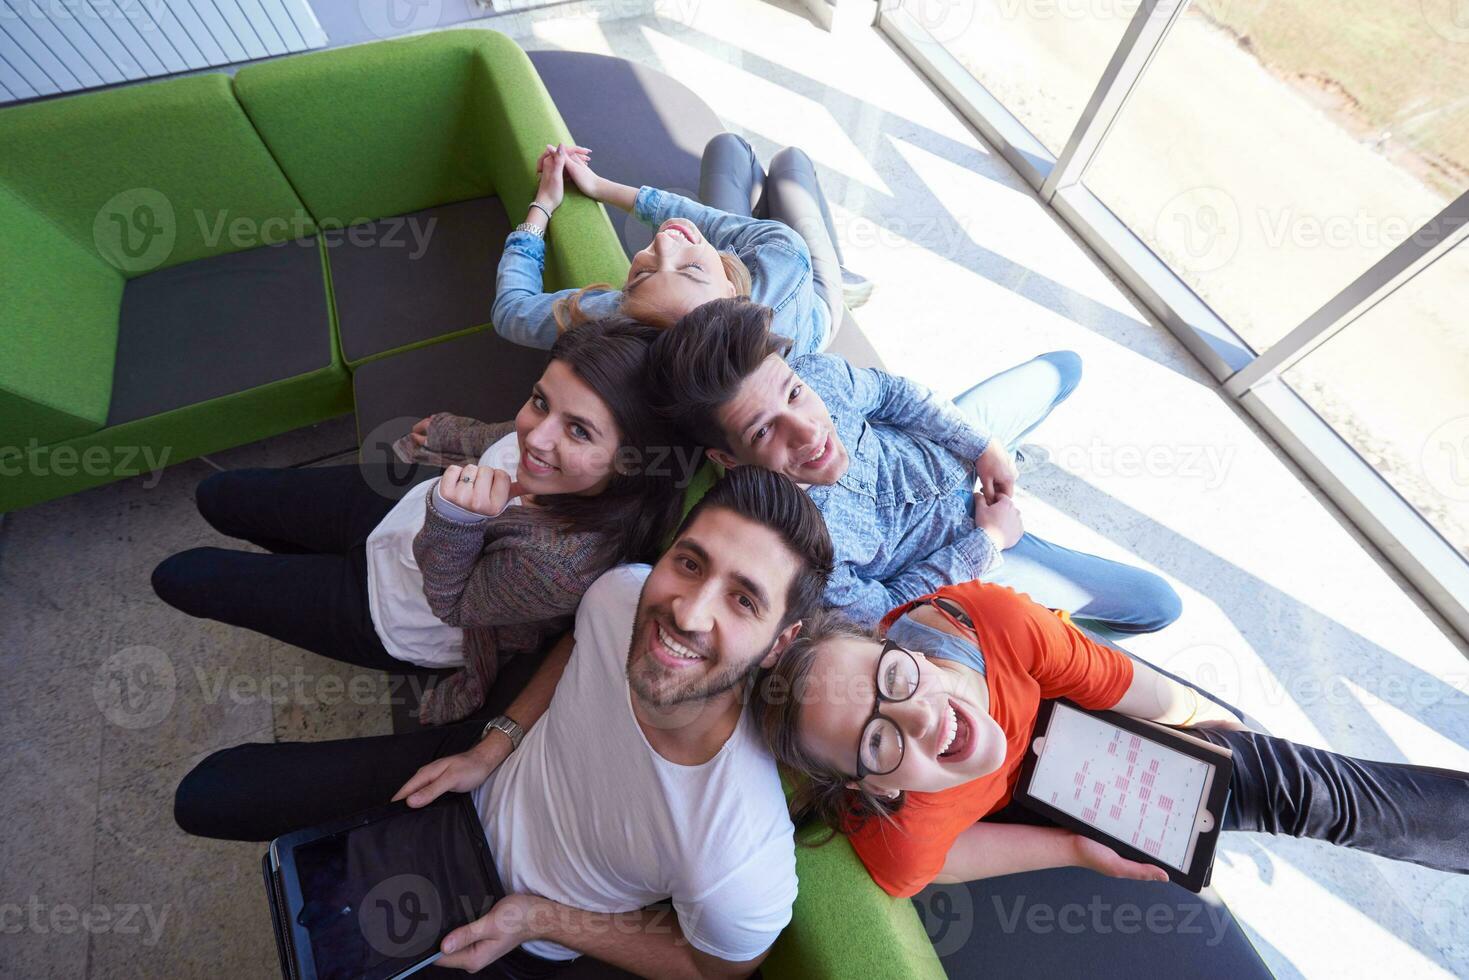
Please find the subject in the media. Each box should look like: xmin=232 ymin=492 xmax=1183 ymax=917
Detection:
xmin=1283 ymin=243 xmax=1469 ymax=560
xmin=879 ymin=0 xmax=1469 ymax=636
xmin=900 ymin=0 xmax=1134 ymax=154
xmin=1083 ymin=1 xmax=1464 ymax=353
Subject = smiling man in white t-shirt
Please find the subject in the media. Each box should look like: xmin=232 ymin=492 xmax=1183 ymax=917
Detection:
xmin=389 ymin=466 xmax=836 ymax=977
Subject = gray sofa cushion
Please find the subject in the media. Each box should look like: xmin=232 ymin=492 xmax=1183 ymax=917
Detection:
xmin=922 ymin=869 xmax=1271 ymax=978
xmin=328 ymin=196 xmax=510 ymax=363
xmin=108 ymin=236 xmax=332 ymax=425
xmin=528 ymin=49 xmax=724 ymax=256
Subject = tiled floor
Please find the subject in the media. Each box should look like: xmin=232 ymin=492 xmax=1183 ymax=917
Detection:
xmin=2 ymin=2 xmax=1467 ymax=977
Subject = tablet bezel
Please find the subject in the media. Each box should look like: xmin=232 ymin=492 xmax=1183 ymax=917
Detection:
xmin=267 ymin=793 xmax=503 ymax=980
xmin=1015 ymin=699 xmax=1233 ymax=893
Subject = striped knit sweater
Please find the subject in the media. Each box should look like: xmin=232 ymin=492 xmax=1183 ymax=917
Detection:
xmin=400 ymin=413 xmax=611 ymax=724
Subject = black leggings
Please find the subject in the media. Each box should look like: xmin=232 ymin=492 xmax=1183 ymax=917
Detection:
xmin=151 ymin=464 xmax=443 ymax=674
xmin=700 ymin=133 xmax=846 ymax=335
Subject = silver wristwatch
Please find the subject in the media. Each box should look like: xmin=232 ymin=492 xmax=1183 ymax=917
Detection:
xmin=481 ymin=714 xmax=525 ymax=750
xmin=513 ymin=221 xmax=546 ymax=239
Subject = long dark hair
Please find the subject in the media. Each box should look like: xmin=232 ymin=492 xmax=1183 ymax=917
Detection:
xmin=530 ymin=317 xmax=692 ymax=566
xmin=752 ymin=611 xmax=905 ymax=844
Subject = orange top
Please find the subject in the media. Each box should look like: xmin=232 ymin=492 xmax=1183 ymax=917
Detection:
xmin=848 ymin=580 xmax=1135 ymax=897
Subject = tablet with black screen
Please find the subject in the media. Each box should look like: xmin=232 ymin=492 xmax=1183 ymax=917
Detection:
xmin=1016 ymin=700 xmax=1233 ymax=892
xmin=263 ymin=794 xmax=503 ymax=980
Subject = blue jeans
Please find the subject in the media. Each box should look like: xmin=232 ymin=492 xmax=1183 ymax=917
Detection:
xmin=952 ymin=352 xmax=1182 ymax=633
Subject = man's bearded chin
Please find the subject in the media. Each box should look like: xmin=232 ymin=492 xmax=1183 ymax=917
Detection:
xmin=625 ymin=609 xmax=767 ymax=711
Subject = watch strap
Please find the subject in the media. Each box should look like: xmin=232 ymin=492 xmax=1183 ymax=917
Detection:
xmin=482 ymin=714 xmax=525 ymax=750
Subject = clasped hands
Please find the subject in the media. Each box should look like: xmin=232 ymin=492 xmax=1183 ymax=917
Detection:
xmin=974 ymin=441 xmax=1023 ymax=550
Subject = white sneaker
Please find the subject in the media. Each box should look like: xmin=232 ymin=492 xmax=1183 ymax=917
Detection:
xmin=841 ymin=267 xmax=875 ymax=309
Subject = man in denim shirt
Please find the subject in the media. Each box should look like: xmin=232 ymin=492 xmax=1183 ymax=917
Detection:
xmin=648 ymin=299 xmax=1181 ymax=631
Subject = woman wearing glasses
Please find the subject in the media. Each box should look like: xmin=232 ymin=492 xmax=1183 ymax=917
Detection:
xmin=753 ymin=579 xmax=1469 ymax=897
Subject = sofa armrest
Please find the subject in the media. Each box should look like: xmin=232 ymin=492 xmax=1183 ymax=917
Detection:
xmin=763 ymin=830 xmax=946 ymax=980
xmin=467 ymin=33 xmax=629 ymax=292
xmin=0 ymin=186 xmax=121 ymax=448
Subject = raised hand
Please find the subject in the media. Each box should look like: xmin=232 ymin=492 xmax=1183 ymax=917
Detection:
xmin=975 ymin=441 xmax=1018 ymax=504
xmin=974 ymin=491 xmax=1023 ymax=550
xmin=1074 ymin=835 xmax=1171 ymax=883
xmin=439 ymin=465 xmax=523 ymax=518
xmin=391 ymin=738 xmax=510 ymax=809
xmin=557 ymin=143 xmax=603 ymax=200
xmin=438 ymin=895 xmax=548 ymax=972
xmin=533 ymin=146 xmax=567 ymax=212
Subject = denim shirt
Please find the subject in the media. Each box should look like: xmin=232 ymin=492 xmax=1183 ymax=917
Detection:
xmin=792 ymin=354 xmax=1001 ymax=629
xmin=491 ymin=187 xmax=832 ymax=357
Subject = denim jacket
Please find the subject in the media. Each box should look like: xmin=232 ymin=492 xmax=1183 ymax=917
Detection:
xmin=792 ymin=354 xmax=1002 ymax=628
xmin=491 ymin=187 xmax=831 ymax=357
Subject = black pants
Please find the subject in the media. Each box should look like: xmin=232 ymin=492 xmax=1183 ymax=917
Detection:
xmin=700 ymin=133 xmax=847 ymax=335
xmin=151 ymin=464 xmax=442 ymax=674
xmin=991 ymin=723 xmax=1469 ymax=875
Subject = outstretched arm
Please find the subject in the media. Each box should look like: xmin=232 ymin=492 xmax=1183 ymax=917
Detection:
xmin=1110 ymin=658 xmax=1245 ymax=729
xmin=940 ymin=822 xmax=1168 ymax=884
xmin=438 ymin=897 xmax=766 ymax=980
xmin=560 ymin=145 xmax=778 ymax=254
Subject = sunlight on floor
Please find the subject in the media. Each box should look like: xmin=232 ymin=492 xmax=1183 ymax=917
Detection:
xmin=506 ymin=4 xmax=1469 ymax=976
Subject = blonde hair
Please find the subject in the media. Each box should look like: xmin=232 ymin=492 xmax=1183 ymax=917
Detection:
xmin=551 ymin=250 xmax=753 ymax=333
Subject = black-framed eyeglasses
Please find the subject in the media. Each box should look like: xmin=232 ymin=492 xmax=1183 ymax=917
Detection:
xmin=854 ymin=639 xmax=921 ymax=780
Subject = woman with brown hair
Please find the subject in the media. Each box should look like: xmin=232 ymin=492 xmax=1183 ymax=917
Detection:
xmin=152 ymin=318 xmax=690 ymax=723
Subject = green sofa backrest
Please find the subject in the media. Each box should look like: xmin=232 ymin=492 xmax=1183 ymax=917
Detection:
xmin=231 ymin=29 xmax=627 ymax=293
xmin=0 ymin=72 xmax=315 ymax=277
xmin=0 ymin=70 xmax=318 ymax=451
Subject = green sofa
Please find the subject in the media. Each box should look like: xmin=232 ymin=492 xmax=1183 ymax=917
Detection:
xmin=0 ymin=29 xmax=626 ymax=513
